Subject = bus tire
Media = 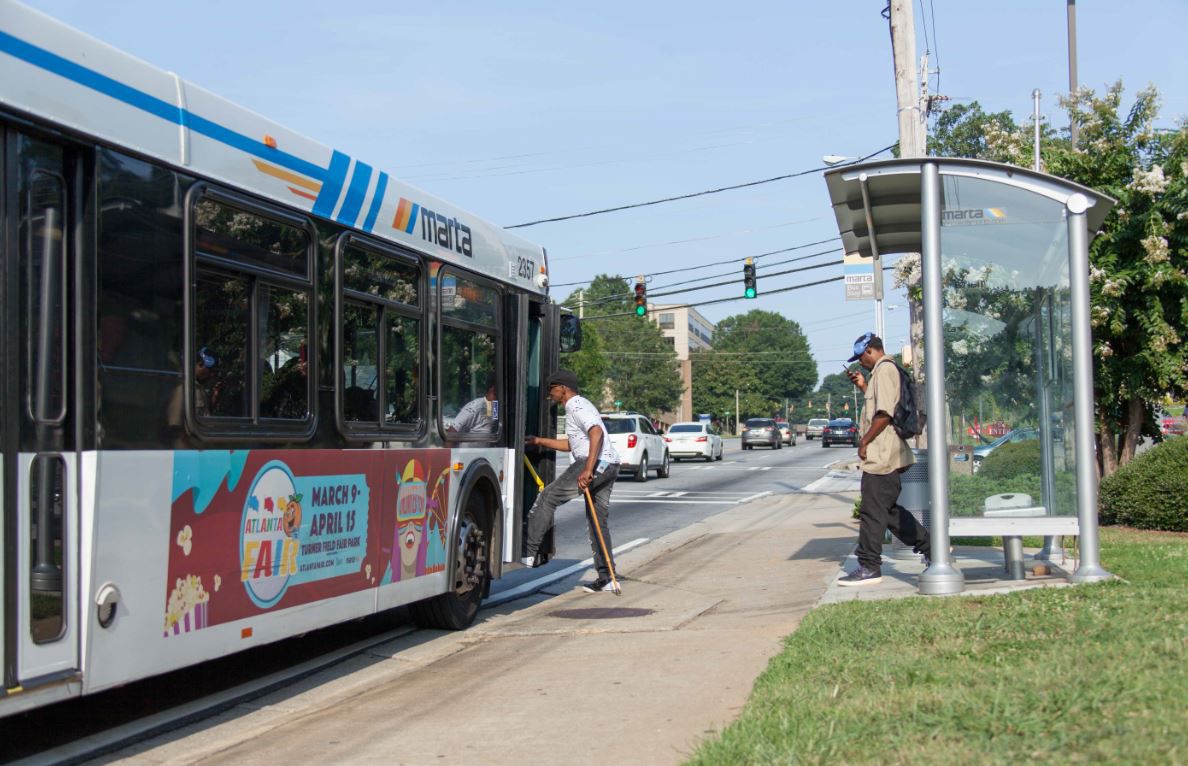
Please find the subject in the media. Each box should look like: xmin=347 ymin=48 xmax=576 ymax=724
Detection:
xmin=410 ymin=491 xmax=492 ymax=630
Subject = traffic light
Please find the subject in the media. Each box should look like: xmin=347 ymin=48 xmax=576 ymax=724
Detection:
xmin=743 ymin=258 xmax=757 ymax=298
xmin=633 ymin=280 xmax=647 ymax=316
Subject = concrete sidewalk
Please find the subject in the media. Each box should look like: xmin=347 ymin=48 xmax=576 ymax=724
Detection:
xmin=94 ymin=481 xmax=1076 ymax=765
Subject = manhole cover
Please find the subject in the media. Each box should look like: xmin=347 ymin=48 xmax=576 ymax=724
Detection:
xmin=549 ymin=607 xmax=655 ymax=620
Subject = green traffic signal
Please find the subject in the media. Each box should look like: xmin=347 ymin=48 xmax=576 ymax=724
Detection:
xmin=742 ymin=260 xmax=757 ymax=298
xmin=635 ymin=303 xmax=647 ymax=316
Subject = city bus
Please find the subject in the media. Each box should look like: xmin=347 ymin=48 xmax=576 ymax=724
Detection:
xmin=0 ymin=1 xmax=575 ymax=716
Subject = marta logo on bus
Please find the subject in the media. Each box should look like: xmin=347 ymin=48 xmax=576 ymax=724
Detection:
xmin=392 ymin=197 xmax=473 ymax=257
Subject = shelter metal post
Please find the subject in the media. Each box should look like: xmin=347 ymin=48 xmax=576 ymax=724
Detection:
xmin=917 ymin=161 xmax=964 ymax=595
xmin=859 ymin=174 xmax=885 ymax=339
xmin=1066 ymin=194 xmax=1111 ymax=583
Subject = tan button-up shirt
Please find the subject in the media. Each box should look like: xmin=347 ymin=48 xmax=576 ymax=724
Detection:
xmin=860 ymin=358 xmax=915 ymax=475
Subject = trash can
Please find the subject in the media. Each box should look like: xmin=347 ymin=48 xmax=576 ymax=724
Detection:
xmin=888 ymin=449 xmax=929 ymax=560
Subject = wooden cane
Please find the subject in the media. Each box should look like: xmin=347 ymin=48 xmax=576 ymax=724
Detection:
xmin=583 ymin=486 xmax=621 ymax=595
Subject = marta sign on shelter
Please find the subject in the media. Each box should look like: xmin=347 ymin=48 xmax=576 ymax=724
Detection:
xmin=843 ymin=252 xmax=874 ymax=300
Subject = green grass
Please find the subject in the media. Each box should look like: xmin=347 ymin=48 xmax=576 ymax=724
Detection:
xmin=687 ymin=527 xmax=1188 ymax=766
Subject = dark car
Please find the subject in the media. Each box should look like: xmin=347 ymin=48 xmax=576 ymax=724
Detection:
xmin=821 ymin=418 xmax=859 ymax=448
xmin=741 ymin=417 xmax=781 ymax=450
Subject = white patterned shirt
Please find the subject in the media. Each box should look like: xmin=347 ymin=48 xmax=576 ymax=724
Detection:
xmin=565 ymin=395 xmax=620 ymax=464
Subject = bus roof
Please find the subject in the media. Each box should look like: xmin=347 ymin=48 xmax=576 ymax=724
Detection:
xmin=0 ymin=1 xmax=549 ymax=294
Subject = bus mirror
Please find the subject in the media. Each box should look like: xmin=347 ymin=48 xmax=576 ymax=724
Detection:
xmin=559 ymin=313 xmax=582 ymax=353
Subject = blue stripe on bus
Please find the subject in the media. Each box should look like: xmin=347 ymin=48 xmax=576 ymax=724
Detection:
xmin=312 ymin=151 xmax=350 ymax=218
xmin=0 ymin=30 xmax=326 ymax=184
xmin=337 ymin=161 xmax=372 ymax=226
xmin=405 ymin=203 xmax=421 ymax=234
xmin=0 ymin=30 xmax=182 ymax=124
xmin=362 ymin=172 xmax=388 ymax=233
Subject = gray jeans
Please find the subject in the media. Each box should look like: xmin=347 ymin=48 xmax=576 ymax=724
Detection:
xmin=525 ymin=459 xmax=619 ymax=580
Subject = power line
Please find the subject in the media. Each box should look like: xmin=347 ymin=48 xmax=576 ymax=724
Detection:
xmin=553 ymin=233 xmax=841 ymax=290
xmin=567 ymin=247 xmax=839 ymax=311
xmin=568 ymin=245 xmax=906 ymax=312
xmin=576 ymin=274 xmax=846 ymax=319
xmin=505 ymin=144 xmax=896 ymax=229
xmin=549 ymin=216 xmax=824 ymax=263
xmin=553 ymin=236 xmax=840 ymax=288
xmin=627 ymin=259 xmax=839 ymax=304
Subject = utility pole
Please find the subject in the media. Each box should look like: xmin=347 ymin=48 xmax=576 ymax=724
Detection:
xmin=735 ymin=389 xmax=740 ymax=435
xmin=1067 ymin=0 xmax=1079 ymax=147
xmin=890 ymin=1 xmax=926 ymax=158
xmin=1033 ymin=89 xmax=1043 ymax=171
xmin=889 ymin=0 xmax=928 ymax=447
xmin=578 ymin=289 xmax=584 ymax=319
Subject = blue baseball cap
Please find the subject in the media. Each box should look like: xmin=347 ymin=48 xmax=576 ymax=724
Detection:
xmin=198 ymin=346 xmax=218 ymax=369
xmin=847 ymin=332 xmax=877 ymax=362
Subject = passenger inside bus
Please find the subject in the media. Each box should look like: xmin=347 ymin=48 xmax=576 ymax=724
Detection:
xmin=447 ymin=378 xmax=498 ymax=436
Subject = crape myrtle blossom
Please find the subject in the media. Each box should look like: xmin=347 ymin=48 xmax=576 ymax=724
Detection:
xmin=1141 ymin=235 xmax=1170 ymax=264
xmin=1129 ymin=165 xmax=1168 ymax=195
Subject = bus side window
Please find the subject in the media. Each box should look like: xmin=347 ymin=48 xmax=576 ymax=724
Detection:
xmin=336 ymin=236 xmax=422 ymax=437
xmin=438 ymin=270 xmax=501 ymax=441
xmin=189 ymin=189 xmax=315 ymax=435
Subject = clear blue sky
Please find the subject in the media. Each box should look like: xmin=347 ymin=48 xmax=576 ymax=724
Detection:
xmin=22 ymin=1 xmax=1188 ymax=384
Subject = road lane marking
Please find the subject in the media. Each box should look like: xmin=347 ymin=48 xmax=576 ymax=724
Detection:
xmin=737 ymin=491 xmax=773 ymax=504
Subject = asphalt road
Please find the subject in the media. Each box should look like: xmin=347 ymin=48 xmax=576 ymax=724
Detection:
xmin=492 ymin=436 xmax=856 ymax=597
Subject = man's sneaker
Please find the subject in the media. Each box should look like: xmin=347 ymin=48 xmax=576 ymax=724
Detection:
xmin=521 ymin=556 xmax=536 ymax=568
xmin=837 ymin=565 xmax=883 ymax=586
xmin=582 ymin=578 xmax=621 ymax=594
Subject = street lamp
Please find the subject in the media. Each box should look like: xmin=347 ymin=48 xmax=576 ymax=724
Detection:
xmin=822 ymin=154 xmax=856 ymax=166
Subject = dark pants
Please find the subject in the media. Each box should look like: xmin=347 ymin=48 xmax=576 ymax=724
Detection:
xmin=525 ymin=460 xmax=620 ymax=580
xmin=857 ymin=469 xmax=930 ymax=570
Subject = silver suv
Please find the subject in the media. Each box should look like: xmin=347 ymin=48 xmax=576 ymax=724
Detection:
xmin=741 ymin=418 xmax=781 ymax=450
xmin=805 ymin=418 xmax=830 ymax=441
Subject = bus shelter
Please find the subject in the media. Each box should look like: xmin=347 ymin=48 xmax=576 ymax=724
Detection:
xmin=823 ymin=158 xmax=1115 ymax=595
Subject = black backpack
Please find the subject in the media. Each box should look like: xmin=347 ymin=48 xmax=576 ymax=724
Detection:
xmin=880 ymin=360 xmax=923 ymax=439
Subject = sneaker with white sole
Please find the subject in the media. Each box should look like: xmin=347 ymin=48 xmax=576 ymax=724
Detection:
xmin=581 ymin=578 xmax=621 ymax=594
xmin=521 ymin=556 xmax=536 ymax=568
xmin=837 ymin=565 xmax=883 ymax=586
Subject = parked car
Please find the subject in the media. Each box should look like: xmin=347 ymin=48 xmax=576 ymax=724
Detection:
xmin=1160 ymin=415 xmax=1187 ymax=436
xmin=665 ymin=421 xmax=724 ymax=461
xmin=601 ymin=414 xmax=669 ymax=482
xmin=741 ymin=417 xmax=781 ymax=450
xmin=821 ymin=418 xmax=859 ymax=448
xmin=805 ymin=418 xmax=830 ymax=441
xmin=775 ymin=419 xmax=796 ymax=445
xmin=972 ymin=427 xmax=1038 ymax=470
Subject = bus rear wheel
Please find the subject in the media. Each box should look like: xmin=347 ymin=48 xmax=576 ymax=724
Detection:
xmin=410 ymin=495 xmax=491 ymax=630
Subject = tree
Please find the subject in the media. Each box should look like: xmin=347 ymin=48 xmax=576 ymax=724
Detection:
xmin=928 ymin=102 xmax=1027 ymax=161
xmin=691 ymin=350 xmax=768 ymax=424
xmin=1048 ymin=85 xmax=1188 ymax=473
xmin=710 ymin=310 xmax=817 ymax=414
xmin=562 ymin=274 xmax=682 ymax=414
xmin=561 ymin=322 xmax=608 ymax=398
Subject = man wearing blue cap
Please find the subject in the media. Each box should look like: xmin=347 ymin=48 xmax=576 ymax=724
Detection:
xmin=839 ymin=332 xmax=930 ymax=586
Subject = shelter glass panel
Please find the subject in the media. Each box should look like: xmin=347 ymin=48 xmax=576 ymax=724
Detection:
xmin=939 ymin=174 xmax=1076 ymax=520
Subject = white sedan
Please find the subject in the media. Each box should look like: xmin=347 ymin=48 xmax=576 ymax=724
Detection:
xmin=665 ymin=421 xmax=724 ymax=462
